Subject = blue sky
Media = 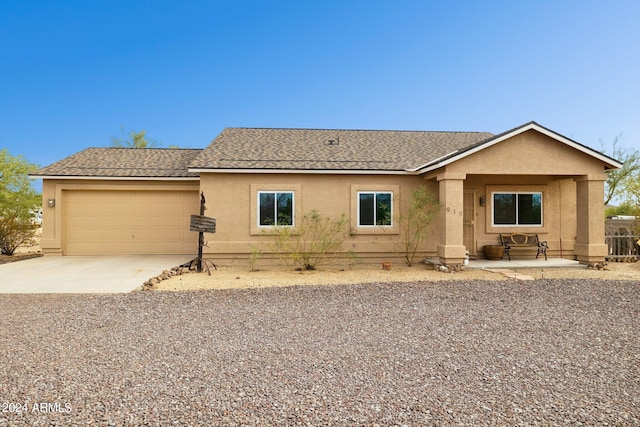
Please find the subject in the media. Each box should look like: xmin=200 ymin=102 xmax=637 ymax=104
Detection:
xmin=2 ymin=0 xmax=639 ymax=175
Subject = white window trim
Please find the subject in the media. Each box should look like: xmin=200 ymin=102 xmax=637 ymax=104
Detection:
xmin=491 ymin=191 xmax=543 ymax=227
xmin=257 ymin=190 xmax=295 ymax=228
xmin=357 ymin=191 xmax=394 ymax=228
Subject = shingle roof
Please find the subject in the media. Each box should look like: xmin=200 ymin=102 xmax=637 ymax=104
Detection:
xmin=32 ymin=148 xmax=202 ymax=178
xmin=31 ymin=123 xmax=621 ymax=178
xmin=189 ymin=128 xmax=495 ymax=172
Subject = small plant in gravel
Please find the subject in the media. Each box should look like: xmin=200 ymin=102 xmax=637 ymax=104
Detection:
xmin=395 ymin=186 xmax=440 ymax=266
xmin=269 ymin=210 xmax=349 ymax=270
xmin=247 ymin=245 xmax=262 ymax=271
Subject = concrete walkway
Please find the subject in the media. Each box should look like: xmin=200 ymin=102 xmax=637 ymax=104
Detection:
xmin=426 ymin=257 xmax=584 ymax=280
xmin=426 ymin=257 xmax=584 ymax=270
xmin=0 ymin=255 xmax=193 ymax=293
xmin=468 ymin=258 xmax=584 ymax=269
xmin=467 ymin=258 xmax=584 ymax=281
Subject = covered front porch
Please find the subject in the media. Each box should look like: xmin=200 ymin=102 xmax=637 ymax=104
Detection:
xmin=430 ymin=171 xmax=608 ymax=267
xmin=417 ymin=124 xmax=617 ymax=268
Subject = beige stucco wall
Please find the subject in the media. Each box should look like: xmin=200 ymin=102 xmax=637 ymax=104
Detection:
xmin=41 ymin=179 xmax=200 ymax=255
xmin=445 ymin=130 xmax=606 ymax=176
xmin=199 ymin=173 xmax=438 ymax=265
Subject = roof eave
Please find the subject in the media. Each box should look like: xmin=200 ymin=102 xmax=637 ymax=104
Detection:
xmin=404 ymin=150 xmax=460 ymax=172
xmin=188 ymin=168 xmax=418 ymax=175
xmin=29 ymin=175 xmax=200 ymax=181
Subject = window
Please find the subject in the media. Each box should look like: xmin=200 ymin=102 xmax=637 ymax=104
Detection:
xmin=350 ymin=185 xmax=399 ymax=235
xmin=358 ymin=192 xmax=392 ymax=226
xmin=258 ymin=191 xmax=293 ymax=226
xmin=493 ymin=192 xmax=542 ymax=226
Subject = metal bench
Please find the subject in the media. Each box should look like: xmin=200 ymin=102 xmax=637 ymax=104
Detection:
xmin=499 ymin=233 xmax=548 ymax=261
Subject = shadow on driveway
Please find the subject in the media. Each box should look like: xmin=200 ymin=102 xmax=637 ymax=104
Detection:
xmin=0 ymin=255 xmax=193 ymax=293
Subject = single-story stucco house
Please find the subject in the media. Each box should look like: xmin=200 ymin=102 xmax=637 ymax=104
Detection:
xmin=31 ymin=121 xmax=622 ymax=266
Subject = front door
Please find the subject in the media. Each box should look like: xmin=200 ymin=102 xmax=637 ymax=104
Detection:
xmin=463 ymin=190 xmax=476 ymax=255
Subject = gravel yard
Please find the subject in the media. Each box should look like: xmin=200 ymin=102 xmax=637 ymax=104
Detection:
xmin=1 ymin=279 xmax=638 ymax=425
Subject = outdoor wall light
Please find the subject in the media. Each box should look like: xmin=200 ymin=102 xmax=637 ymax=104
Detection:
xmin=47 ymin=198 xmax=55 ymax=207
xmin=479 ymin=196 xmax=486 ymax=206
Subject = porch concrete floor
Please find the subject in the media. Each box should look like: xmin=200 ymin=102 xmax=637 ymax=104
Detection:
xmin=467 ymin=258 xmax=584 ymax=269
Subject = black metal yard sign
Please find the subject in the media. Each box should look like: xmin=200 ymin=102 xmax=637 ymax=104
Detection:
xmin=190 ymin=215 xmax=216 ymax=233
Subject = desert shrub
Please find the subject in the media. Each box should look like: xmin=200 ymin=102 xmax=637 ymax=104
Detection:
xmin=0 ymin=215 xmax=38 ymax=255
xmin=0 ymin=149 xmax=40 ymax=256
xmin=270 ymin=210 xmax=349 ymax=270
xmin=396 ymin=186 xmax=440 ymax=266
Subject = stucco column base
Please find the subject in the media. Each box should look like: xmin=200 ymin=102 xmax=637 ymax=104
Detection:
xmin=40 ymin=239 xmax=62 ymax=256
xmin=438 ymin=244 xmax=467 ymax=265
xmin=574 ymin=243 xmax=608 ymax=264
xmin=41 ymin=249 xmax=63 ymax=256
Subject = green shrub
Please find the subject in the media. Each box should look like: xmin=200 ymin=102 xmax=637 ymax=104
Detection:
xmin=270 ymin=210 xmax=349 ymax=270
xmin=0 ymin=149 xmax=40 ymax=256
xmin=0 ymin=215 xmax=38 ymax=255
xmin=395 ymin=186 xmax=439 ymax=266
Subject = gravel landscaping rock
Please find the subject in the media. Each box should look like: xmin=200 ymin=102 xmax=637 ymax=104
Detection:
xmin=1 ymin=279 xmax=638 ymax=425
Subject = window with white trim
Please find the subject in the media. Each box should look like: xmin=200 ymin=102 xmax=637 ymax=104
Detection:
xmin=358 ymin=192 xmax=392 ymax=226
xmin=258 ymin=191 xmax=294 ymax=226
xmin=492 ymin=192 xmax=542 ymax=226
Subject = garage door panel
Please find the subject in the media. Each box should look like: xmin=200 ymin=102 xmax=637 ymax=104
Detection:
xmin=64 ymin=190 xmax=199 ymax=255
xmin=134 ymin=230 xmax=168 ymax=241
xmin=68 ymin=229 xmax=103 ymax=241
xmin=164 ymin=230 xmax=191 ymax=241
xmin=136 ymin=217 xmax=178 ymax=229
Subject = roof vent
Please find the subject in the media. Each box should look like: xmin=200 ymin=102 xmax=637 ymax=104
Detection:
xmin=325 ymin=137 xmax=340 ymax=146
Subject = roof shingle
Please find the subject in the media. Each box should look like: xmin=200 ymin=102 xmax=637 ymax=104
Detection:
xmin=190 ymin=128 xmax=494 ymax=171
xmin=32 ymin=148 xmax=202 ymax=178
xmin=31 ymin=123 xmax=621 ymax=178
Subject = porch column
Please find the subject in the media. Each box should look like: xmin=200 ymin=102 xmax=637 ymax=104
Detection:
xmin=574 ymin=174 xmax=608 ymax=264
xmin=437 ymin=173 xmax=467 ymax=265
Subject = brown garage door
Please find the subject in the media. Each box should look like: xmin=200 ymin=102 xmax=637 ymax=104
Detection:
xmin=64 ymin=190 xmax=199 ymax=255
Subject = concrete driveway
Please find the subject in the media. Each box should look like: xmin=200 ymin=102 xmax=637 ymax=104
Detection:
xmin=0 ymin=255 xmax=194 ymax=293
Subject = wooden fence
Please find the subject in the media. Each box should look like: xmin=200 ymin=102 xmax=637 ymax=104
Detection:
xmin=605 ymin=234 xmax=640 ymax=262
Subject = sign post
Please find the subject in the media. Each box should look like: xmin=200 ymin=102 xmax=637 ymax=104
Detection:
xmin=189 ymin=192 xmax=217 ymax=273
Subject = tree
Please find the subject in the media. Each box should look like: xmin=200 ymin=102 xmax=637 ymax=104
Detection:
xmin=395 ymin=186 xmax=440 ymax=266
xmin=623 ymin=175 xmax=640 ymax=208
xmin=0 ymin=149 xmax=40 ymax=255
xmin=605 ymin=201 xmax=640 ymax=218
xmin=110 ymin=126 xmax=160 ymax=148
xmin=602 ymin=135 xmax=640 ymax=205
